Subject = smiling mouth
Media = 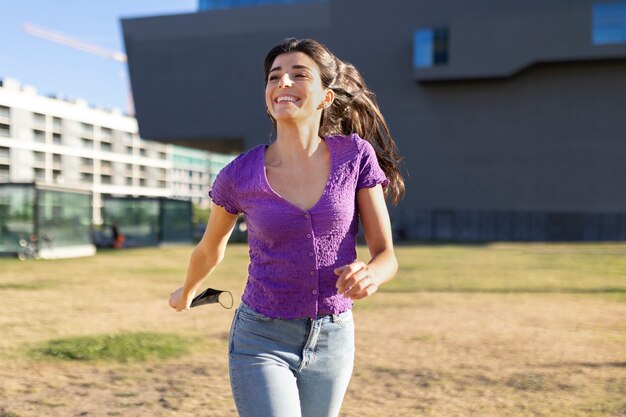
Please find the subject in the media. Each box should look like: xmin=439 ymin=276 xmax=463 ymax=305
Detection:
xmin=275 ymin=96 xmax=300 ymax=104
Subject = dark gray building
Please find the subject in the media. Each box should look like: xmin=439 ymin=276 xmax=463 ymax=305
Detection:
xmin=122 ymin=0 xmax=626 ymax=241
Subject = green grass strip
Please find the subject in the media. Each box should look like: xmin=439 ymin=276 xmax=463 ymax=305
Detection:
xmin=29 ymin=332 xmax=192 ymax=363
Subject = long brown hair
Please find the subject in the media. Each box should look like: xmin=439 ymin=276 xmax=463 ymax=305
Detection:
xmin=264 ymin=38 xmax=405 ymax=205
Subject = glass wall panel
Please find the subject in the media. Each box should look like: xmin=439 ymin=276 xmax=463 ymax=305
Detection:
xmin=0 ymin=184 xmax=35 ymax=252
xmin=199 ymin=0 xmax=322 ymax=10
xmin=103 ymin=198 xmax=160 ymax=246
xmin=161 ymin=199 xmax=192 ymax=243
xmin=37 ymin=189 xmax=92 ymax=247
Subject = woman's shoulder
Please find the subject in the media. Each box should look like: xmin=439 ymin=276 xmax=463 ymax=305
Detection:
xmin=327 ymin=132 xmax=372 ymax=157
xmin=328 ymin=132 xmax=369 ymax=145
xmin=220 ymin=144 xmax=265 ymax=175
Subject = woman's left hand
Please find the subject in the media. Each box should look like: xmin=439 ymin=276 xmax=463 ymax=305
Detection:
xmin=334 ymin=260 xmax=382 ymax=300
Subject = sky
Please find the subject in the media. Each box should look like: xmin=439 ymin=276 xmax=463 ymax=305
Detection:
xmin=2 ymin=1 xmax=198 ymax=113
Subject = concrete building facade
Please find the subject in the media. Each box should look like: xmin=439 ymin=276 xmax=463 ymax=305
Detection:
xmin=122 ymin=0 xmax=626 ymax=241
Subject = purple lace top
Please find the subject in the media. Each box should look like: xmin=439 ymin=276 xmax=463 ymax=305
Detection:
xmin=209 ymin=133 xmax=389 ymax=319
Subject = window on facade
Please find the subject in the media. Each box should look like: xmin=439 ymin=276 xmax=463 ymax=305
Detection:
xmin=33 ymin=168 xmax=45 ymax=181
xmin=34 ymin=151 xmax=45 ymax=163
xmin=33 ymin=112 xmax=46 ymax=126
xmin=101 ymin=142 xmax=112 ymax=152
xmin=0 ymin=105 xmax=9 ymax=119
xmin=101 ymin=175 xmax=112 ymax=185
xmin=126 ymin=146 xmax=133 ymax=155
xmin=158 ymin=180 xmax=166 ymax=188
xmin=33 ymin=129 xmax=46 ymax=142
xmin=199 ymin=0 xmax=322 ymax=10
xmin=139 ymin=148 xmax=147 ymax=157
xmin=593 ymin=2 xmax=626 ymax=44
xmin=414 ymin=28 xmax=449 ymax=68
xmin=101 ymin=127 xmax=113 ymax=138
xmin=81 ymin=138 xmax=94 ymax=148
xmin=53 ymin=169 xmax=62 ymax=181
xmin=0 ymin=166 xmax=10 ymax=181
xmin=101 ymin=160 xmax=112 ymax=169
xmin=52 ymin=133 xmax=62 ymax=145
xmin=0 ymin=123 xmax=9 ymax=137
xmin=81 ymin=122 xmax=94 ymax=134
xmin=158 ymin=151 xmax=167 ymax=160
xmin=81 ymin=173 xmax=93 ymax=183
xmin=52 ymin=154 xmax=62 ymax=164
xmin=139 ymin=178 xmax=147 ymax=187
xmin=126 ymin=177 xmax=133 ymax=186
xmin=52 ymin=117 xmax=62 ymax=129
xmin=80 ymin=158 xmax=93 ymax=169
xmin=0 ymin=146 xmax=9 ymax=159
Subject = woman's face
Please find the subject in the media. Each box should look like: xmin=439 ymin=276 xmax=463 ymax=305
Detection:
xmin=265 ymin=51 xmax=332 ymax=126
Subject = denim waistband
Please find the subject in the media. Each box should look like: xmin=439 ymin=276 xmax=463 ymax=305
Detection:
xmin=238 ymin=302 xmax=351 ymax=323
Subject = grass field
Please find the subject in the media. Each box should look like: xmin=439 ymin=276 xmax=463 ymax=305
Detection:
xmin=0 ymin=242 xmax=625 ymax=417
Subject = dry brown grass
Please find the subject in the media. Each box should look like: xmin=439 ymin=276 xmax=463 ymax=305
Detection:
xmin=0 ymin=243 xmax=624 ymax=416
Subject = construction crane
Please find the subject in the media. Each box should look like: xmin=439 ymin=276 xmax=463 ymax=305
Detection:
xmin=22 ymin=22 xmax=134 ymax=114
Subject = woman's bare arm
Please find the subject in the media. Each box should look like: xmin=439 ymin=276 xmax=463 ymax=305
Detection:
xmin=334 ymin=184 xmax=398 ymax=300
xmin=169 ymin=203 xmax=239 ymax=311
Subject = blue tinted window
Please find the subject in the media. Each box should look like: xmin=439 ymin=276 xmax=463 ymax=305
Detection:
xmin=414 ymin=30 xmax=434 ymax=68
xmin=199 ymin=0 xmax=322 ymax=10
xmin=414 ymin=28 xmax=449 ymax=68
xmin=593 ymin=2 xmax=626 ymax=45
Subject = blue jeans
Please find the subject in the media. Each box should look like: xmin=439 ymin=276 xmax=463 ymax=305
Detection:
xmin=228 ymin=302 xmax=355 ymax=417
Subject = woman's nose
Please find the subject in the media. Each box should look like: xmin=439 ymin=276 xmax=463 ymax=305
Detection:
xmin=278 ymin=74 xmax=292 ymax=88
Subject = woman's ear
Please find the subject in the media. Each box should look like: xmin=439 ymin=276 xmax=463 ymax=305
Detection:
xmin=317 ymin=89 xmax=335 ymax=110
xmin=324 ymin=89 xmax=335 ymax=108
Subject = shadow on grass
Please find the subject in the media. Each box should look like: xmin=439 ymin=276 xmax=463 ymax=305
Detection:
xmin=0 ymin=283 xmax=46 ymax=290
xmin=0 ymin=409 xmax=23 ymax=417
xmin=539 ymin=361 xmax=626 ymax=369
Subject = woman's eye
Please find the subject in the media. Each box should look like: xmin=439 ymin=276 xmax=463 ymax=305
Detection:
xmin=268 ymin=75 xmax=279 ymax=81
xmin=295 ymin=73 xmax=308 ymax=78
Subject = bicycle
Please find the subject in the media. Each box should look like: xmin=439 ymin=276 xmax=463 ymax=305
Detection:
xmin=16 ymin=233 xmax=52 ymax=260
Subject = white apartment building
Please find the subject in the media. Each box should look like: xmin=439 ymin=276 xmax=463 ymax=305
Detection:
xmin=171 ymin=145 xmax=234 ymax=209
xmin=0 ymin=78 xmax=234 ymax=224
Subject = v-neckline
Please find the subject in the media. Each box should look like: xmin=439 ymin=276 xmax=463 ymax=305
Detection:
xmin=262 ymin=136 xmax=333 ymax=213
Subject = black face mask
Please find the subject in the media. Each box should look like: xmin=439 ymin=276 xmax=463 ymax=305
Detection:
xmin=190 ymin=288 xmax=233 ymax=309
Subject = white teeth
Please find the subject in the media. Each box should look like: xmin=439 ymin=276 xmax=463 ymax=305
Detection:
xmin=276 ymin=96 xmax=298 ymax=103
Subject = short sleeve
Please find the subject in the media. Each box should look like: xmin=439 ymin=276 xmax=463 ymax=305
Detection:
xmin=356 ymin=138 xmax=390 ymax=191
xmin=208 ymin=162 xmax=241 ymax=215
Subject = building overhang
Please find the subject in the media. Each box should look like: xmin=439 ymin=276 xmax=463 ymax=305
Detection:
xmin=412 ymin=2 xmax=626 ymax=83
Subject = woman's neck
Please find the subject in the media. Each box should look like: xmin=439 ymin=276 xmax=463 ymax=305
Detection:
xmin=270 ymin=121 xmax=325 ymax=166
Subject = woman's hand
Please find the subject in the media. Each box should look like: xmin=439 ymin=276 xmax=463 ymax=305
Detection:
xmin=334 ymin=260 xmax=382 ymax=300
xmin=169 ymin=287 xmax=195 ymax=312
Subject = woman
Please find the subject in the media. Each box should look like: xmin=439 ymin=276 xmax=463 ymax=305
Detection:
xmin=169 ymin=38 xmax=405 ymax=417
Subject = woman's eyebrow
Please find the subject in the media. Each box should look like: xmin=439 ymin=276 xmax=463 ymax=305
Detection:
xmin=269 ymin=64 xmax=312 ymax=74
